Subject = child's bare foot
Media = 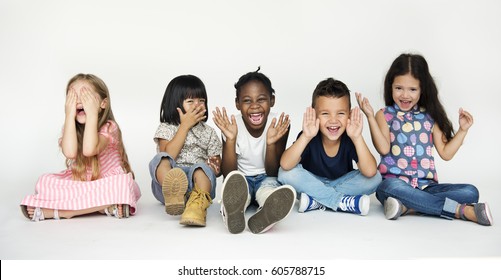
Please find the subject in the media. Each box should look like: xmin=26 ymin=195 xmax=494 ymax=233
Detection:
xmin=102 ymin=204 xmax=128 ymax=218
xmin=22 ymin=206 xmax=65 ymax=221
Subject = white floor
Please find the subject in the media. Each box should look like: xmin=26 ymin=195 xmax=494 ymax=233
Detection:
xmin=2 ymin=178 xmax=500 ymax=280
xmin=2 ymin=178 xmax=500 ymax=260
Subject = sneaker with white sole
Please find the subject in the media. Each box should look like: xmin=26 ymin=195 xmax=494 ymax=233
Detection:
xmin=220 ymin=171 xmax=249 ymax=234
xmin=298 ymin=193 xmax=326 ymax=213
xmin=337 ymin=194 xmax=370 ymax=215
xmin=247 ymin=185 xmax=296 ymax=234
xmin=384 ymin=197 xmax=404 ymax=220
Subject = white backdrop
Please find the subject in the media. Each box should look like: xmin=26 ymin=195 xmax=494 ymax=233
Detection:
xmin=1 ymin=0 xmax=500 ymax=199
xmin=1 ymin=0 xmax=501 ymax=277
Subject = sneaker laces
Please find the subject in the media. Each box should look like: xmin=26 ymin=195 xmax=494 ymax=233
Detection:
xmin=339 ymin=196 xmax=358 ymax=212
xmin=308 ymin=199 xmax=326 ymax=211
xmin=186 ymin=190 xmax=212 ymax=209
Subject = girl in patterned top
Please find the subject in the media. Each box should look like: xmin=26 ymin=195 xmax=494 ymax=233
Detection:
xmin=20 ymin=74 xmax=141 ymax=221
xmin=356 ymin=53 xmax=492 ymax=226
xmin=149 ymin=75 xmax=222 ymax=227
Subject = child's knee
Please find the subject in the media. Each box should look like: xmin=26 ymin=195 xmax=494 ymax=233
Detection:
xmin=365 ymin=171 xmax=382 ymax=192
xmin=278 ymin=166 xmax=301 ymax=183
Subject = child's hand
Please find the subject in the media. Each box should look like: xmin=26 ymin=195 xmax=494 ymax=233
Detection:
xmin=458 ymin=108 xmax=474 ymax=132
xmin=302 ymin=107 xmax=319 ymax=139
xmin=213 ymin=107 xmax=238 ymax=141
xmin=355 ymin=92 xmax=374 ymax=118
xmin=65 ymin=87 xmax=77 ymax=118
xmin=347 ymin=106 xmax=363 ymax=140
xmin=207 ymin=156 xmax=222 ymax=176
xmin=80 ymin=86 xmax=101 ymax=118
xmin=266 ymin=112 xmax=290 ymax=145
xmin=178 ymin=103 xmax=206 ymax=129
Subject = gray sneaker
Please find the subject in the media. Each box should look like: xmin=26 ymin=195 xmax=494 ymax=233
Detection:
xmin=247 ymin=185 xmax=296 ymax=234
xmin=220 ymin=171 xmax=249 ymax=234
xmin=473 ymin=203 xmax=493 ymax=226
xmin=384 ymin=197 xmax=404 ymax=220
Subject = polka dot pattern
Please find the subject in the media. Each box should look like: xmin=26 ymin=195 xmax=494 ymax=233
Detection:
xmin=378 ymin=104 xmax=437 ymax=188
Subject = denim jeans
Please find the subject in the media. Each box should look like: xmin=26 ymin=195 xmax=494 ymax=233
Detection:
xmin=149 ymin=152 xmax=217 ymax=204
xmin=376 ymin=178 xmax=479 ymax=219
xmin=244 ymin=174 xmax=281 ymax=205
xmin=278 ymin=164 xmax=381 ymax=210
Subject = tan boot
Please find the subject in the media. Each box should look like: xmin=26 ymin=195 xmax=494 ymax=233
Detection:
xmin=180 ymin=186 xmax=212 ymax=226
xmin=162 ymin=168 xmax=188 ymax=216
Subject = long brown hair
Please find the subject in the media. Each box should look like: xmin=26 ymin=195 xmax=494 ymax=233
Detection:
xmin=384 ymin=54 xmax=454 ymax=141
xmin=65 ymin=74 xmax=134 ymax=180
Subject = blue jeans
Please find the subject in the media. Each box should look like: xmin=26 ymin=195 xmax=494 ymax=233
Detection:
xmin=149 ymin=152 xmax=217 ymax=204
xmin=245 ymin=174 xmax=281 ymax=204
xmin=376 ymin=178 xmax=479 ymax=219
xmin=278 ymin=164 xmax=381 ymax=210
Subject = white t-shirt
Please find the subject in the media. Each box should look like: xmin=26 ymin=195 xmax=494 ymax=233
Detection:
xmin=225 ymin=112 xmax=276 ymax=176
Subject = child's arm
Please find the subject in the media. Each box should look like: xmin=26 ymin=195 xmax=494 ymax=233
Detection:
xmin=280 ymin=107 xmax=318 ymax=171
xmin=213 ymin=107 xmax=238 ymax=177
xmin=158 ymin=104 xmax=206 ymax=160
xmin=80 ymin=87 xmax=109 ymax=157
xmin=433 ymin=108 xmax=473 ymax=161
xmin=265 ymin=113 xmax=290 ymax=176
xmin=347 ymin=107 xmax=378 ymax=177
xmin=61 ymin=87 xmax=78 ymax=159
xmin=356 ymin=93 xmax=391 ymax=155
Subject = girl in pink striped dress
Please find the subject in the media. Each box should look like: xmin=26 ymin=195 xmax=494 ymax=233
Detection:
xmin=20 ymin=74 xmax=141 ymax=221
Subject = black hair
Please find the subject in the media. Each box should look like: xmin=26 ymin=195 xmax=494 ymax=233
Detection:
xmin=311 ymin=78 xmax=351 ymax=108
xmin=160 ymin=75 xmax=209 ymax=125
xmin=234 ymin=66 xmax=275 ymax=100
xmin=384 ymin=53 xmax=454 ymax=141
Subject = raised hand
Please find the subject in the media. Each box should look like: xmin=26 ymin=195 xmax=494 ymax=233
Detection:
xmin=212 ymin=107 xmax=238 ymax=141
xmin=458 ymin=108 xmax=474 ymax=132
xmin=79 ymin=86 xmax=101 ymax=118
xmin=355 ymin=92 xmax=374 ymax=118
xmin=266 ymin=112 xmax=290 ymax=145
xmin=302 ymin=107 xmax=319 ymax=139
xmin=65 ymin=87 xmax=78 ymax=118
xmin=347 ymin=106 xmax=363 ymax=140
xmin=178 ymin=103 xmax=206 ymax=129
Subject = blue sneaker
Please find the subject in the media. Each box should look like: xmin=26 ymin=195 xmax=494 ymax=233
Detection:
xmin=298 ymin=193 xmax=326 ymax=213
xmin=338 ymin=195 xmax=370 ymax=216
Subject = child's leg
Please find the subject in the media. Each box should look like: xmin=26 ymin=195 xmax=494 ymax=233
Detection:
xmin=424 ymin=183 xmax=491 ymax=225
xmin=180 ymin=164 xmax=216 ymax=226
xmin=325 ymin=170 xmax=381 ymax=196
xmin=247 ymin=177 xmax=296 ymax=234
xmin=149 ymin=152 xmax=177 ymax=204
xmin=24 ymin=204 xmax=126 ymax=220
xmin=192 ymin=168 xmax=212 ymax=194
xmin=278 ymin=165 xmax=342 ymax=210
xmin=377 ymin=178 xmax=453 ymax=218
xmin=155 ymin=157 xmax=173 ymax=184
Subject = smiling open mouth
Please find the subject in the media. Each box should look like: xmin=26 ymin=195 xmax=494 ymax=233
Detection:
xmin=249 ymin=113 xmax=263 ymax=125
xmin=327 ymin=126 xmax=340 ymax=134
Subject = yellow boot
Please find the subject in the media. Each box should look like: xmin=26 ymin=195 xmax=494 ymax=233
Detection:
xmin=180 ymin=186 xmax=212 ymax=226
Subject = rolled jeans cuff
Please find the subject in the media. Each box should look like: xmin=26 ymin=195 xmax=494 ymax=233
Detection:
xmin=441 ymin=197 xmax=458 ymax=219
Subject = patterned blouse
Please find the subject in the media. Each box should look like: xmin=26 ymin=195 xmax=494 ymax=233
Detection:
xmin=378 ymin=104 xmax=438 ymax=189
xmin=154 ymin=122 xmax=222 ymax=167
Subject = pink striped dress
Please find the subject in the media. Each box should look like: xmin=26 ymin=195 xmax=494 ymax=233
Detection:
xmin=20 ymin=121 xmax=141 ymax=214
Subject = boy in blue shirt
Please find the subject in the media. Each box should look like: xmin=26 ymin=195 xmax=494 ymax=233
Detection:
xmin=279 ymin=78 xmax=381 ymax=215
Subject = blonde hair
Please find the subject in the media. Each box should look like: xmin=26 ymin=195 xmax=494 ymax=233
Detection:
xmin=65 ymin=74 xmax=134 ymax=181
